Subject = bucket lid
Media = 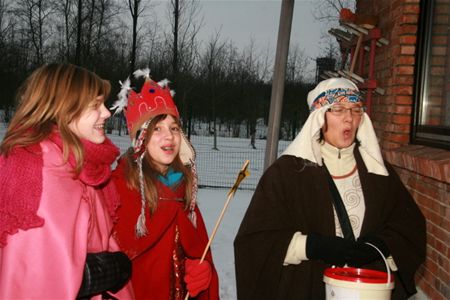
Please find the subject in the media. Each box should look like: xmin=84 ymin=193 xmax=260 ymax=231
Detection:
xmin=324 ymin=267 xmax=394 ymax=284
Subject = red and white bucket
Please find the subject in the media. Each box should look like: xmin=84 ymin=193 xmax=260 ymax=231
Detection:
xmin=323 ymin=243 xmax=395 ymax=300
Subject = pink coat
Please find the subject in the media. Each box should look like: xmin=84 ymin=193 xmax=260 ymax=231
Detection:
xmin=0 ymin=139 xmax=134 ymax=299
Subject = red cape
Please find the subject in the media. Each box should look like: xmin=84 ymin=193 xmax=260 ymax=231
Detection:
xmin=112 ymin=160 xmax=219 ymax=300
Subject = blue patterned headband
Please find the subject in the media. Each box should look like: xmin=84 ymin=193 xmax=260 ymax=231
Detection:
xmin=310 ymin=88 xmax=362 ymax=112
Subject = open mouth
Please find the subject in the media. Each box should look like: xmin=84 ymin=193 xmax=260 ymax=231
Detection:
xmin=161 ymin=146 xmax=174 ymax=152
xmin=94 ymin=124 xmax=105 ymax=130
xmin=343 ymin=129 xmax=352 ymax=137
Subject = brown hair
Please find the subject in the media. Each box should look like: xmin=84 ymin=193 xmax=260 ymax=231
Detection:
xmin=0 ymin=63 xmax=111 ymax=174
xmin=123 ymin=115 xmax=193 ymax=213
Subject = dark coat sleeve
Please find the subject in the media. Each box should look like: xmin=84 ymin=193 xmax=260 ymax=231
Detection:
xmin=234 ymin=159 xmax=296 ymax=300
xmin=234 ymin=156 xmax=334 ymax=300
xmin=357 ymin=155 xmax=426 ymax=298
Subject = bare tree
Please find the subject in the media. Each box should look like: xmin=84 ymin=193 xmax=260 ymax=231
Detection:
xmin=0 ymin=0 xmax=11 ymax=41
xmin=127 ymin=0 xmax=146 ymax=73
xmin=14 ymin=0 xmax=55 ymax=65
xmin=199 ymin=31 xmax=227 ymax=149
xmin=58 ymin=0 xmax=75 ymax=60
xmin=313 ymin=1 xmax=356 ymax=74
xmin=286 ymin=44 xmax=308 ymax=83
xmin=313 ymin=0 xmax=356 ymax=24
xmin=165 ymin=0 xmax=203 ymax=78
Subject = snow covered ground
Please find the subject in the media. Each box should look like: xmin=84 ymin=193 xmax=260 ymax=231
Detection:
xmin=198 ymin=188 xmax=252 ymax=300
xmin=0 ymin=125 xmax=251 ymax=299
xmin=0 ymin=125 xmax=428 ymax=300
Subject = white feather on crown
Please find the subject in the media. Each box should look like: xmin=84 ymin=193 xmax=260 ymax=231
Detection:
xmin=157 ymin=79 xmax=176 ymax=97
xmin=133 ymin=67 xmax=150 ymax=79
xmin=110 ymin=77 xmax=131 ymax=115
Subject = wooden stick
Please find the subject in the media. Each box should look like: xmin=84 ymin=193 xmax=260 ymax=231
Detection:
xmin=350 ymin=33 xmax=364 ymax=74
xmin=184 ymin=160 xmax=250 ymax=300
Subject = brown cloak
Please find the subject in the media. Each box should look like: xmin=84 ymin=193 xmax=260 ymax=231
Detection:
xmin=234 ymin=149 xmax=425 ymax=300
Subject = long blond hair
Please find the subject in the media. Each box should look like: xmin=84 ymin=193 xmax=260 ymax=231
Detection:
xmin=0 ymin=63 xmax=111 ymax=174
xmin=124 ymin=115 xmax=193 ymax=213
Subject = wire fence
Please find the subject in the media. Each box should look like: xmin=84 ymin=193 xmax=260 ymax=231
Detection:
xmin=110 ymin=133 xmax=291 ymax=190
xmin=0 ymin=120 xmax=293 ymax=190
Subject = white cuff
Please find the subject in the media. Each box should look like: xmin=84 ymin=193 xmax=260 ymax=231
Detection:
xmin=283 ymin=232 xmax=308 ymax=266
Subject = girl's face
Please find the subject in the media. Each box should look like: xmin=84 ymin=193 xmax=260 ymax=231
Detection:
xmin=68 ymin=96 xmax=111 ymax=144
xmin=322 ymin=102 xmax=363 ymax=149
xmin=146 ymin=115 xmax=181 ymax=173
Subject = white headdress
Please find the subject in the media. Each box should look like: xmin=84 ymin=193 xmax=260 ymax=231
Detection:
xmin=282 ymin=77 xmax=388 ymax=176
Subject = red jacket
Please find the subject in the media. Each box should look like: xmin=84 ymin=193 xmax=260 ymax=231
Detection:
xmin=112 ymin=160 xmax=219 ymax=300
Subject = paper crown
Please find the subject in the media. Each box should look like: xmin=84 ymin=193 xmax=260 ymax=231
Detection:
xmin=111 ymin=69 xmax=179 ymax=139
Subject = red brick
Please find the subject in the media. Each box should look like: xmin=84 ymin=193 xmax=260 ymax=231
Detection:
xmin=403 ymin=4 xmax=420 ymax=14
xmin=381 ymin=140 xmax=402 ymax=150
xmin=395 ymin=95 xmax=413 ymax=104
xmin=390 ymin=133 xmax=410 ymax=143
xmin=435 ymin=14 xmax=449 ymax=24
xmin=395 ymin=66 xmax=414 ymax=75
xmin=400 ymin=45 xmax=415 ymax=55
xmin=437 ymin=282 xmax=450 ymax=300
xmin=433 ymin=24 xmax=449 ymax=35
xmin=436 ymin=2 xmax=450 ymax=13
xmin=432 ymin=46 xmax=447 ymax=56
xmin=438 ymin=268 xmax=450 ymax=288
xmin=443 ymin=217 xmax=450 ymax=232
xmin=425 ymin=258 xmax=438 ymax=275
xmin=392 ymin=85 xmax=413 ymax=95
xmin=429 ymin=222 xmax=448 ymax=242
xmin=432 ymin=35 xmax=449 ymax=45
xmin=393 ymin=105 xmax=412 ymax=114
xmin=400 ymin=35 xmax=417 ymax=44
xmin=410 ymin=178 xmax=440 ymax=200
xmin=401 ymin=14 xmax=419 ymax=24
xmin=400 ymin=24 xmax=417 ymax=35
xmin=431 ymin=56 xmax=447 ymax=65
xmin=397 ymin=56 xmax=415 ymax=65
xmin=386 ymin=123 xmax=410 ymax=133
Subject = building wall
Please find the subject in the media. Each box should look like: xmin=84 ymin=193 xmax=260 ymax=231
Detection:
xmin=354 ymin=0 xmax=449 ymax=299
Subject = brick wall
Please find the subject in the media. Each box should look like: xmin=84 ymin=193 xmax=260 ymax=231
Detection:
xmin=354 ymin=1 xmax=450 ymax=300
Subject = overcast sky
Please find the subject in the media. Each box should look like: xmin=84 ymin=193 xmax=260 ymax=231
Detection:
xmin=198 ymin=0 xmax=326 ymax=58
xmin=153 ymin=0 xmax=330 ymax=77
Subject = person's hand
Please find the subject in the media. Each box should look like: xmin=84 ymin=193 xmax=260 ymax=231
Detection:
xmin=184 ymin=259 xmax=212 ymax=297
xmin=346 ymin=236 xmax=390 ymax=267
xmin=306 ymin=233 xmax=354 ymax=266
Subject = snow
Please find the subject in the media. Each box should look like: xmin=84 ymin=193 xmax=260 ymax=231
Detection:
xmin=198 ymin=188 xmax=252 ymax=300
xmin=0 ymin=125 xmax=251 ymax=300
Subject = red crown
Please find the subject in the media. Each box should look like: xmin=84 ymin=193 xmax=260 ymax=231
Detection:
xmin=125 ymin=79 xmax=179 ymax=138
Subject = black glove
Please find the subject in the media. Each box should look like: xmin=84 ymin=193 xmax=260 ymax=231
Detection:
xmin=306 ymin=233 xmax=354 ymax=266
xmin=77 ymin=251 xmax=132 ymax=299
xmin=346 ymin=236 xmax=390 ymax=267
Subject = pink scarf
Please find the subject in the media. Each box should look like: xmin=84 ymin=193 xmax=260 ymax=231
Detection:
xmin=0 ymin=131 xmax=120 ymax=248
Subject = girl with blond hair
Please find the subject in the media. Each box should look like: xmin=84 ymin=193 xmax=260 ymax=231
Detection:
xmin=0 ymin=63 xmax=134 ymax=299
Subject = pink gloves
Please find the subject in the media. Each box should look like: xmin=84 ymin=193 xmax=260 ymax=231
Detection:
xmin=184 ymin=259 xmax=212 ymax=297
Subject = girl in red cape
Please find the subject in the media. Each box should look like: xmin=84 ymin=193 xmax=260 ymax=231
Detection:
xmin=110 ymin=68 xmax=219 ymax=300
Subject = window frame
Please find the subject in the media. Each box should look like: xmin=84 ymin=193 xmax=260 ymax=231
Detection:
xmin=412 ymin=0 xmax=450 ymax=150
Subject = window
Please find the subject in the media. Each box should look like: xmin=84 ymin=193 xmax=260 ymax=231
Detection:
xmin=413 ymin=0 xmax=450 ymax=149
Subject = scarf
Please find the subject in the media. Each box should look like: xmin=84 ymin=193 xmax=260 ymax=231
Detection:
xmin=0 ymin=131 xmax=121 ymax=248
xmin=158 ymin=168 xmax=183 ymax=187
